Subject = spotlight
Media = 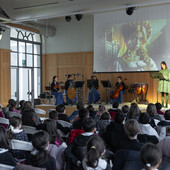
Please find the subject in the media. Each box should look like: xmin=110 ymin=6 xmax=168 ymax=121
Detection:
xmin=75 ymin=14 xmax=83 ymax=21
xmin=65 ymin=16 xmax=72 ymax=22
xmin=126 ymin=7 xmax=136 ymax=15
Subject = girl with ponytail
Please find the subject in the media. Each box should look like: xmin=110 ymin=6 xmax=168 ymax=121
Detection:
xmin=83 ymin=136 xmax=111 ymax=170
xmin=25 ymin=131 xmax=57 ymax=170
xmin=140 ymin=143 xmax=162 ymax=170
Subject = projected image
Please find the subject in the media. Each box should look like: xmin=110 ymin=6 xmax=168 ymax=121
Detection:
xmin=94 ymin=19 xmax=168 ymax=72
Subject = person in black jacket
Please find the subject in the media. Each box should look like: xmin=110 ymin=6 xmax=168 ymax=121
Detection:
xmin=117 ymin=119 xmax=143 ymax=151
xmin=56 ymin=104 xmax=70 ymax=123
xmin=64 ymin=117 xmax=96 ymax=170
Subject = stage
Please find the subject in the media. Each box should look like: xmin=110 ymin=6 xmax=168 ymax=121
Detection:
xmin=35 ymin=102 xmax=169 ymax=118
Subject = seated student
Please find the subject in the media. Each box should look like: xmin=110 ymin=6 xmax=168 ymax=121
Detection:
xmin=9 ymin=100 xmax=20 ymax=114
xmin=22 ymin=109 xmax=36 ymax=127
xmin=21 ymin=101 xmax=41 ymax=126
xmin=97 ymin=112 xmax=111 ymax=137
xmin=127 ymin=104 xmax=141 ymax=120
xmin=104 ymin=111 xmax=126 ymax=153
xmin=25 ymin=131 xmax=57 ymax=170
xmin=157 ymin=110 xmax=170 ymax=141
xmin=64 ymin=117 xmax=96 ymax=170
xmin=8 ymin=116 xmax=29 ymax=160
xmin=108 ymin=101 xmax=120 ymax=120
xmin=56 ymin=104 xmax=70 ymax=123
xmin=122 ymin=105 xmax=130 ymax=122
xmin=87 ymin=105 xmax=96 ymax=119
xmin=43 ymin=119 xmax=65 ymax=146
xmin=138 ymin=113 xmax=159 ymax=140
xmin=17 ymin=100 xmax=25 ymax=111
xmin=117 ymin=119 xmax=143 ymax=151
xmin=147 ymin=103 xmax=162 ymax=129
xmin=72 ymin=108 xmax=89 ymax=130
xmin=94 ymin=104 xmax=107 ymax=122
xmin=0 ymin=125 xmax=16 ymax=166
xmin=0 ymin=104 xmax=7 ymax=128
xmin=83 ymin=136 xmax=111 ymax=170
xmin=69 ymin=102 xmax=84 ymax=121
xmin=140 ymin=143 xmax=162 ymax=170
xmin=48 ymin=110 xmax=70 ymax=134
xmin=155 ymin=102 xmax=164 ymax=116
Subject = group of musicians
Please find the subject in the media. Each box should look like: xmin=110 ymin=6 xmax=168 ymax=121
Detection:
xmin=50 ymin=74 xmax=126 ymax=105
xmin=50 ymin=61 xmax=170 ymax=107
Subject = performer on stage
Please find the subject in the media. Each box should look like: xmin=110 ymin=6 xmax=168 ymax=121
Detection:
xmin=65 ymin=75 xmax=77 ymax=105
xmin=110 ymin=76 xmax=126 ymax=104
xmin=158 ymin=61 xmax=170 ymax=108
xmin=51 ymin=76 xmax=64 ymax=105
xmin=88 ymin=75 xmax=100 ymax=104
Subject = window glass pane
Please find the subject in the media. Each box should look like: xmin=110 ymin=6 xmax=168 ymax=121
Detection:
xmin=19 ymin=53 xmax=26 ymax=66
xmin=10 ymin=40 xmax=17 ymax=52
xmin=10 ymin=29 xmax=18 ymax=38
xmin=11 ymin=52 xmax=17 ymax=66
xmin=28 ymin=34 xmax=33 ymax=41
xmin=34 ymin=68 xmax=41 ymax=98
xmin=18 ymin=32 xmax=23 ymax=39
xmin=27 ymin=54 xmax=33 ymax=67
xmin=11 ymin=68 xmax=17 ymax=100
xmin=26 ymin=43 xmax=32 ymax=53
xmin=34 ymin=44 xmax=40 ymax=54
xmin=34 ymin=55 xmax=40 ymax=67
xmin=19 ymin=42 xmax=25 ymax=53
xmin=34 ymin=34 xmax=41 ymax=43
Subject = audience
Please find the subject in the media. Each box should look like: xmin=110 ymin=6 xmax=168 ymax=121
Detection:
xmin=155 ymin=102 xmax=164 ymax=116
xmin=9 ymin=100 xmax=20 ymax=114
xmin=87 ymin=105 xmax=96 ymax=119
xmin=83 ymin=136 xmax=111 ymax=170
xmin=127 ymin=104 xmax=140 ymax=120
xmin=122 ymin=105 xmax=130 ymax=122
xmin=108 ymin=101 xmax=120 ymax=119
xmin=8 ymin=116 xmax=29 ymax=160
xmin=64 ymin=117 xmax=96 ymax=170
xmin=25 ymin=131 xmax=57 ymax=170
xmin=56 ymin=104 xmax=70 ymax=122
xmin=140 ymin=143 xmax=162 ymax=170
xmin=94 ymin=104 xmax=106 ymax=122
xmin=0 ymin=125 xmax=17 ymax=166
xmin=22 ymin=109 xmax=36 ymax=127
xmin=117 ymin=119 xmax=143 ymax=151
xmin=69 ymin=102 xmax=84 ymax=121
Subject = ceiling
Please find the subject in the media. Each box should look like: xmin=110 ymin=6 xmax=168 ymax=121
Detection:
xmin=0 ymin=0 xmax=170 ymax=23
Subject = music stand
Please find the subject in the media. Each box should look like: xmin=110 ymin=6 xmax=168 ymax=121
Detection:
xmin=75 ymin=81 xmax=85 ymax=103
xmin=150 ymin=72 xmax=165 ymax=103
xmin=101 ymin=80 xmax=112 ymax=104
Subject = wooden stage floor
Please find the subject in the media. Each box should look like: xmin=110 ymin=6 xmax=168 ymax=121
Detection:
xmin=35 ymin=102 xmax=169 ymax=118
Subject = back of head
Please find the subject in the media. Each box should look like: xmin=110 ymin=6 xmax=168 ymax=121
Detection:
xmin=9 ymin=100 xmax=17 ymax=111
xmin=31 ymin=131 xmax=50 ymax=166
xmin=98 ymin=104 xmax=106 ymax=112
xmin=140 ymin=143 xmax=162 ymax=170
xmin=122 ymin=105 xmax=130 ymax=114
xmin=128 ymin=105 xmax=140 ymax=119
xmin=164 ymin=110 xmax=170 ymax=120
xmin=8 ymin=99 xmax=15 ymax=106
xmin=23 ymin=101 xmax=32 ymax=110
xmin=155 ymin=102 xmax=162 ymax=110
xmin=124 ymin=119 xmax=139 ymax=137
xmin=77 ymin=102 xmax=84 ymax=110
xmin=56 ymin=104 xmax=65 ymax=113
xmin=114 ymin=110 xmax=124 ymax=124
xmin=139 ymin=113 xmax=150 ymax=124
xmin=22 ymin=109 xmax=34 ymax=126
xmin=9 ymin=116 xmax=22 ymax=128
xmin=100 ymin=112 xmax=110 ymax=120
xmin=19 ymin=100 xmax=25 ymax=108
xmin=49 ymin=110 xmax=58 ymax=120
xmin=79 ymin=108 xmax=89 ymax=119
xmin=147 ymin=103 xmax=157 ymax=117
xmin=87 ymin=105 xmax=94 ymax=111
xmin=43 ymin=119 xmax=59 ymax=144
xmin=83 ymin=117 xmax=96 ymax=132
xmin=0 ymin=125 xmax=9 ymax=149
xmin=86 ymin=136 xmax=105 ymax=168
xmin=112 ymin=101 xmax=119 ymax=108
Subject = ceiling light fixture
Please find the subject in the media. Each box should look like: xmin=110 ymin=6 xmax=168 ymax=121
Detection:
xmin=65 ymin=16 xmax=72 ymax=22
xmin=126 ymin=7 xmax=136 ymax=15
xmin=0 ymin=27 xmax=5 ymax=40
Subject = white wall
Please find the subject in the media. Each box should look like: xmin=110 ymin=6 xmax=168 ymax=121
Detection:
xmin=43 ymin=15 xmax=94 ymax=54
xmin=0 ymin=28 xmax=10 ymax=50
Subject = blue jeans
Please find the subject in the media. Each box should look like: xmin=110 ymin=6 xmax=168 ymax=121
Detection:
xmin=110 ymin=90 xmax=124 ymax=104
xmin=88 ymin=88 xmax=100 ymax=103
xmin=51 ymin=91 xmax=64 ymax=105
